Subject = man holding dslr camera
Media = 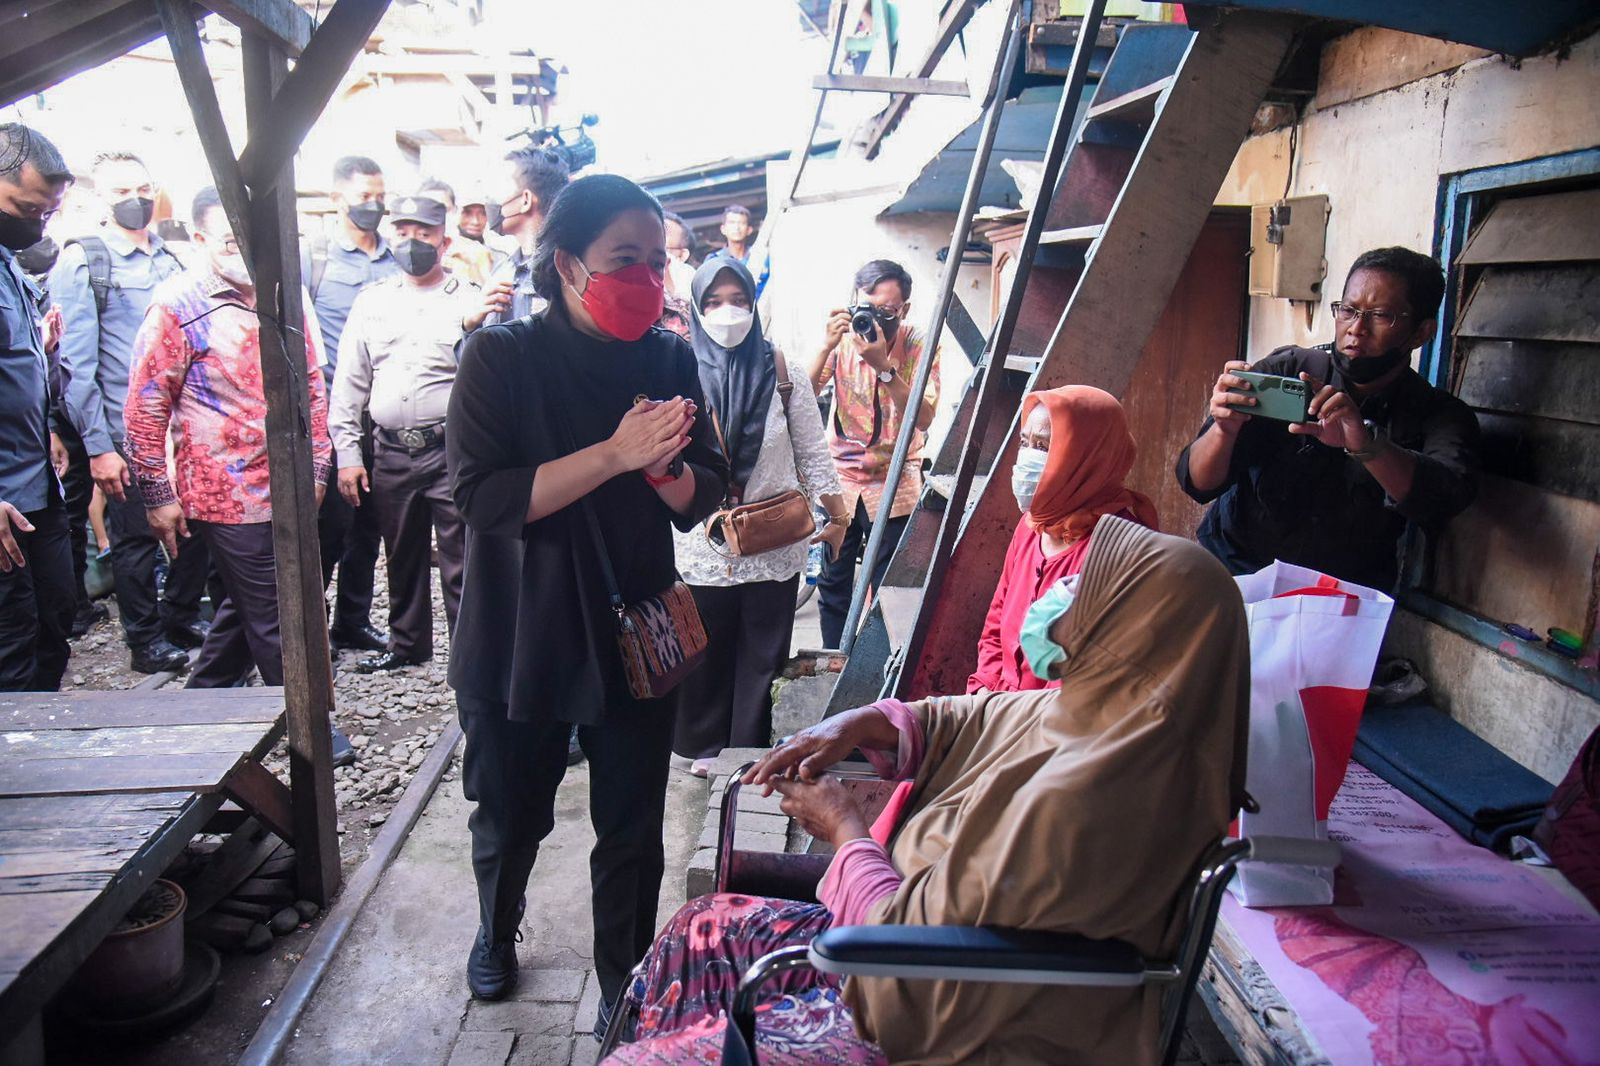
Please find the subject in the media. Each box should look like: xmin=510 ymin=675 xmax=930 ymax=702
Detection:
xmin=1176 ymin=246 xmax=1480 ymax=591
xmin=806 ymin=259 xmax=939 ymax=647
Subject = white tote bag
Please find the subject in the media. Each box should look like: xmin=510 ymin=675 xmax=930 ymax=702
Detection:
xmin=1230 ymin=562 xmax=1394 ymax=906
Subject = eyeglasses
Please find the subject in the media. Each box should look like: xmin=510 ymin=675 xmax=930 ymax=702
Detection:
xmin=1330 ymin=301 xmax=1409 ymax=329
xmin=202 ymin=233 xmax=240 ymax=254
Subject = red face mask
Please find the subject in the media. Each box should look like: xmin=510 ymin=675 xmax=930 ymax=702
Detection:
xmin=570 ymin=260 xmax=664 ymax=341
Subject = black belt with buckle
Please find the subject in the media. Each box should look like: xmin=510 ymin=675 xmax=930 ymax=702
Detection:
xmin=377 ymin=425 xmax=445 ymax=451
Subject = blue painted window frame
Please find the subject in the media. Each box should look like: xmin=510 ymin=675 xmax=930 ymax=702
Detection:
xmin=1404 ymin=146 xmax=1600 ymax=700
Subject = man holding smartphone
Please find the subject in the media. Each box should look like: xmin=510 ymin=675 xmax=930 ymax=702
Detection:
xmin=1175 ymin=246 xmax=1480 ymax=590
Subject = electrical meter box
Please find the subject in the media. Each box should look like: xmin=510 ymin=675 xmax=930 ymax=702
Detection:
xmin=1249 ymin=195 xmax=1330 ymax=301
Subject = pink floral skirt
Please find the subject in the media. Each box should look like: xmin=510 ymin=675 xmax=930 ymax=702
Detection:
xmin=605 ymin=893 xmax=886 ymax=1065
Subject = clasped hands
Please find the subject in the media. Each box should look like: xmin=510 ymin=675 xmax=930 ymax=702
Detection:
xmin=740 ymin=709 xmax=885 ymax=849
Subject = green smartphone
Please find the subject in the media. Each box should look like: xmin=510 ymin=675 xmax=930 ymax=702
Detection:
xmin=1227 ymin=370 xmax=1311 ymax=424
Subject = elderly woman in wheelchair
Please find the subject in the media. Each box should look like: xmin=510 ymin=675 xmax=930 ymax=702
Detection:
xmin=604 ymin=516 xmax=1253 ymax=1065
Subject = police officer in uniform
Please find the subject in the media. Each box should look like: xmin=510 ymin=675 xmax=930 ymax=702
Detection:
xmin=329 ymin=195 xmax=501 ymax=673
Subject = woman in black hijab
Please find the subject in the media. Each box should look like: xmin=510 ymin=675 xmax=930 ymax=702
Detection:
xmin=669 ymin=257 xmax=847 ymax=776
xmin=446 ymin=175 xmax=728 ymax=1029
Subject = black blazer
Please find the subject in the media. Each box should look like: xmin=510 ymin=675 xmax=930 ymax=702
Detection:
xmin=446 ymin=308 xmax=728 ymax=722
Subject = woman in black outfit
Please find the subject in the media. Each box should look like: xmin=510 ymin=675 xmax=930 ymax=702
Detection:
xmin=445 ymin=175 xmax=728 ymax=1028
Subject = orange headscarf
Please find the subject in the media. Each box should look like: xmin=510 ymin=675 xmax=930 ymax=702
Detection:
xmin=1021 ymin=385 xmax=1159 ymax=542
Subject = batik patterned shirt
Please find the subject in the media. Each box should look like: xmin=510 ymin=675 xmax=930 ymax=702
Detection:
xmin=816 ymin=322 xmax=940 ymax=520
xmin=124 ymin=270 xmax=331 ymax=525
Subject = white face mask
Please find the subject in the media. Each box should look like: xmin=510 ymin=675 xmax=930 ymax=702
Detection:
xmin=214 ymin=253 xmax=251 ymax=288
xmin=1012 ymin=445 xmax=1049 ymax=513
xmin=700 ymin=303 xmax=755 ymax=349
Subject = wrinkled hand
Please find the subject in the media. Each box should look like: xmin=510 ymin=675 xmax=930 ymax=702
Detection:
xmin=811 ymin=519 xmax=846 ymax=563
xmin=337 ymin=465 xmax=369 ymax=508
xmin=745 ymin=710 xmax=872 ymax=790
xmin=0 ymin=501 xmax=33 ymax=572
xmin=41 ymin=304 xmax=63 ymax=355
xmin=609 ymin=396 xmax=694 ymax=476
xmin=1288 ymin=374 xmax=1368 ymax=450
xmin=146 ymin=503 xmax=188 ymax=558
xmin=89 ymin=450 xmax=131 ymax=503
xmin=770 ymin=777 xmax=870 ymax=849
xmin=823 ymin=308 xmax=851 ymax=352
xmin=49 ymin=433 xmax=69 ymax=479
xmin=1208 ymin=360 xmax=1256 ymax=435
xmin=465 ymin=281 xmax=514 ymax=332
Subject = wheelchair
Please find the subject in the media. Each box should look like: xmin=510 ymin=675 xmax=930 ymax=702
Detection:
xmin=600 ymin=763 xmax=1335 ymax=1065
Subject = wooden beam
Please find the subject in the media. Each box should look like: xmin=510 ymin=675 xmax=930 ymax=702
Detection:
xmin=221 ymin=761 xmax=295 ymax=842
xmin=862 ymin=0 xmax=981 ymax=160
xmin=155 ymin=0 xmax=253 ymax=266
xmin=241 ymin=32 xmax=342 ymax=906
xmin=236 ymin=0 xmax=391 ymax=194
xmin=811 ymin=74 xmax=970 ymax=95
xmin=0 ymin=0 xmax=173 ymax=109
xmin=900 ymin=10 xmax=1302 ymax=698
xmin=358 ymin=52 xmax=549 ymax=77
xmin=206 ymin=0 xmax=315 ymax=55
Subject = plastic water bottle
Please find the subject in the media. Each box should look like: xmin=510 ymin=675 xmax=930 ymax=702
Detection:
xmin=805 ymin=542 xmax=826 ymax=585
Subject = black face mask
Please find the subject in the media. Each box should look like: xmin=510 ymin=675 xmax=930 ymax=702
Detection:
xmin=111 ymin=196 xmax=155 ymax=231
xmin=0 ymin=211 xmax=45 ymax=251
xmin=392 ymin=238 xmax=440 ymax=277
xmin=1334 ymin=345 xmax=1410 ymax=385
xmin=14 ymin=235 xmax=58 ymax=275
xmin=347 ymin=201 xmax=385 ymax=232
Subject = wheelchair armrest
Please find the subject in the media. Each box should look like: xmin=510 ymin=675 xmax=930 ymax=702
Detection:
xmin=808 ymin=925 xmax=1152 ymax=987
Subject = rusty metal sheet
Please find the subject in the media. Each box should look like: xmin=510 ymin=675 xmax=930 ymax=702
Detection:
xmin=1458 ymin=188 xmax=1600 ymax=266
xmin=1454 ymin=338 xmax=1600 ymax=427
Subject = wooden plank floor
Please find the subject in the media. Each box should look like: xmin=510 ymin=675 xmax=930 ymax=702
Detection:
xmin=0 ymin=688 xmax=284 ymax=1035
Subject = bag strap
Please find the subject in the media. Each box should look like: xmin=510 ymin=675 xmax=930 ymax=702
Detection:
xmin=305 ymin=232 xmax=330 ymax=300
xmin=65 ymin=236 xmax=113 ymax=317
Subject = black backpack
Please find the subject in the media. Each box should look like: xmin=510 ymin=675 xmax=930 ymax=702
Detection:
xmin=64 ymin=235 xmax=184 ymax=317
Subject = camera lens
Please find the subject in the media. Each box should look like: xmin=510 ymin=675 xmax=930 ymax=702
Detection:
xmin=850 ymin=307 xmax=877 ymax=338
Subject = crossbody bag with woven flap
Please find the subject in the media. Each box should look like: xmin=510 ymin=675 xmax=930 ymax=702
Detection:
xmin=703 ymin=356 xmax=817 ymax=557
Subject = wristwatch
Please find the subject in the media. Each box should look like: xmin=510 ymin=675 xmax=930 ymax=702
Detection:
xmin=1345 ymin=419 xmax=1384 ymax=462
xmin=876 ymin=368 xmax=895 ymax=384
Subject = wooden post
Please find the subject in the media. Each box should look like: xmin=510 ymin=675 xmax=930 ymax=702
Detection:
xmin=241 ymin=33 xmax=342 ymax=905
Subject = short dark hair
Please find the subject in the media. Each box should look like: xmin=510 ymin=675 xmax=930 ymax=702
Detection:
xmin=854 ymin=258 xmax=912 ymax=301
xmin=531 ymin=174 xmax=663 ymax=302
xmin=191 ymin=185 xmax=226 ymax=231
xmin=90 ymin=150 xmax=148 ymax=176
xmin=418 ymin=177 xmax=456 ymax=209
xmin=1347 ymin=247 xmax=1445 ymax=321
xmin=505 ymin=145 xmax=571 ymax=212
xmin=0 ymin=124 xmax=72 ymax=186
xmin=332 ymin=155 xmax=383 ymax=184
xmin=663 ymin=211 xmax=694 ymax=250
xmin=723 ymin=204 xmax=752 ymax=223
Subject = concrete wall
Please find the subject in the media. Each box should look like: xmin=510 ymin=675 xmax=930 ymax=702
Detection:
xmin=1216 ymin=27 xmax=1600 ymax=780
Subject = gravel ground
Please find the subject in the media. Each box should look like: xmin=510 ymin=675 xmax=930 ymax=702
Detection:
xmin=47 ymin=554 xmax=465 ymax=1065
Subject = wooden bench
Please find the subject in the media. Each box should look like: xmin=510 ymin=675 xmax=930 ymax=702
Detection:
xmin=0 ymin=688 xmax=290 ymax=1055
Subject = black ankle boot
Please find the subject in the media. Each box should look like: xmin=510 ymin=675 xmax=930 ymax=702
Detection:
xmin=466 ymin=927 xmax=519 ymax=1001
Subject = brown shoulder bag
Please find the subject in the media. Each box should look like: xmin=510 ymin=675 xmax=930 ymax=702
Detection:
xmin=704 ymin=358 xmax=818 ymax=557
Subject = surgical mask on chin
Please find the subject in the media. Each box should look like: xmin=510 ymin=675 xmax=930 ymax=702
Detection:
xmin=1019 ymin=574 xmax=1079 ymax=681
xmin=1011 ymin=445 xmax=1049 ymax=513
xmin=700 ymin=303 xmax=754 ymax=348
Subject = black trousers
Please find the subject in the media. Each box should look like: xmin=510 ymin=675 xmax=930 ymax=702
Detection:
xmin=817 ymin=497 xmax=911 ymax=648
xmin=187 ymin=521 xmax=282 ymax=688
xmin=318 ymin=446 xmax=380 ymax=632
xmin=104 ymin=443 xmax=209 ymax=649
xmin=0 ymin=492 xmax=73 ymax=691
xmin=52 ymin=414 xmax=92 ymax=616
xmin=672 ymin=577 xmax=798 ymax=760
xmin=372 ymin=439 xmax=465 ymax=660
xmin=457 ymin=693 xmax=676 ymax=1007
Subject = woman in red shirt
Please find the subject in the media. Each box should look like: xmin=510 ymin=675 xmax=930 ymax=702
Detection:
xmin=967 ymin=385 xmax=1159 ymax=692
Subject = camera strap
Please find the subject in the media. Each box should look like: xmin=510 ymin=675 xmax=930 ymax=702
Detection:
xmin=830 ymin=348 xmax=883 ymax=449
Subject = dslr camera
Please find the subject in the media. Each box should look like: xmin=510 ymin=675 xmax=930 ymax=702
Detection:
xmin=849 ymin=304 xmax=899 ymax=341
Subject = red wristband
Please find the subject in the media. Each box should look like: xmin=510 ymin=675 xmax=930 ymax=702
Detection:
xmin=642 ymin=470 xmax=678 ymax=487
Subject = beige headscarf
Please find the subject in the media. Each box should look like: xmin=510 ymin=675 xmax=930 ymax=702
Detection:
xmin=844 ymin=515 xmax=1250 ymax=1065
